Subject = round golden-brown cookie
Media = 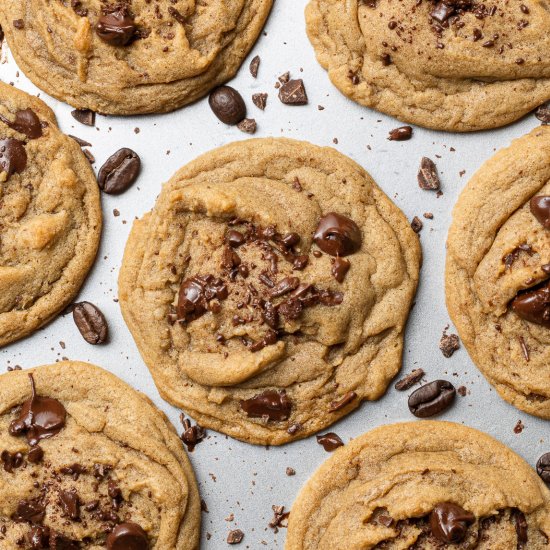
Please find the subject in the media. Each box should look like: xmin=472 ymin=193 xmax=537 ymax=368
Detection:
xmin=119 ymin=138 xmax=421 ymax=445
xmin=446 ymin=126 xmax=550 ymax=418
xmin=0 ymin=361 xmax=201 ymax=549
xmin=286 ymin=421 xmax=550 ymax=549
xmin=305 ymin=0 xmax=550 ymax=131
xmin=0 ymin=82 xmax=101 ymax=347
xmin=0 ymin=0 xmax=273 ymax=115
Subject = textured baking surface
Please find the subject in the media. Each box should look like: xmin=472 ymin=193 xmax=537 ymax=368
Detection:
xmin=447 ymin=127 xmax=550 ymax=418
xmin=0 ymin=0 xmax=548 ymax=546
xmin=286 ymin=422 xmax=550 ymax=549
xmin=0 ymin=362 xmax=201 ymax=548
xmin=0 ymin=0 xmax=273 ymax=114
xmin=306 ymin=0 xmax=550 ymax=131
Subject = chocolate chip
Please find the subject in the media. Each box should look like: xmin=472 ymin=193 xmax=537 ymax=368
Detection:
xmin=511 ymin=281 xmax=550 ymax=327
xmin=418 ymin=157 xmax=440 ymax=190
xmin=27 ymin=445 xmax=44 ymax=464
xmin=429 ymin=503 xmax=475 ymax=543
xmin=0 ymin=138 xmax=26 ymax=178
xmin=70 ymin=109 xmax=95 ymax=126
xmin=252 ymin=93 xmax=268 ymax=110
xmin=536 ymin=453 xmax=550 ymax=483
xmin=535 ymin=103 xmax=550 ymax=124
xmin=513 ymin=509 xmax=528 ymax=545
xmin=209 ymin=86 xmax=247 ymax=125
xmin=180 ymin=414 xmax=206 ymax=452
xmin=96 ymin=8 xmax=136 ymax=46
xmin=227 ymin=529 xmax=244 ymax=544
xmin=106 ymin=523 xmax=149 ymax=550
xmin=328 ymin=391 xmax=357 ymax=412
xmin=0 ymin=109 xmax=42 ymax=139
xmin=530 ymin=195 xmax=550 ymax=229
xmin=431 ymin=2 xmax=456 ymax=22
xmin=394 ymin=368 xmax=425 ymax=391
xmin=98 ymin=148 xmax=141 ymax=194
xmin=249 ymin=55 xmax=260 ymax=78
xmin=226 ymin=230 xmax=245 ymax=247
xmin=331 ymin=257 xmax=350 ymax=283
xmin=12 ymin=497 xmax=46 ymax=523
xmin=167 ymin=6 xmax=186 ymax=25
xmin=388 ymin=126 xmax=413 ymax=141
xmin=59 ymin=490 xmax=80 ymax=521
xmin=240 ymin=390 xmax=291 ymax=421
xmin=316 ymin=432 xmax=344 ymax=452
xmin=13 ymin=19 xmax=25 ymax=29
xmin=410 ymin=216 xmax=423 ymax=233
xmin=237 ymin=118 xmax=257 ymax=134
xmin=49 ymin=531 xmax=80 ymax=549
xmin=72 ymin=301 xmax=109 ymax=344
xmin=279 ymin=79 xmax=308 ymax=105
xmin=314 ymin=213 xmax=362 ymax=256
xmin=408 ymin=380 xmax=456 ymax=417
xmin=9 ymin=374 xmax=66 ymax=446
xmin=1 ymin=450 xmax=24 ymax=473
xmin=439 ymin=332 xmax=460 ymax=357
xmin=270 ymin=277 xmax=300 ymax=298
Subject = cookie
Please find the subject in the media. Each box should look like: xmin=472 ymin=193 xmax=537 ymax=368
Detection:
xmin=305 ymin=0 xmax=550 ymax=132
xmin=0 ymin=1 xmax=272 ymax=115
xmin=119 ymin=138 xmax=421 ymax=445
xmin=286 ymin=421 xmax=550 ymax=549
xmin=0 ymin=83 xmax=101 ymax=347
xmin=0 ymin=361 xmax=201 ymax=548
xmin=446 ymin=126 xmax=550 ymax=418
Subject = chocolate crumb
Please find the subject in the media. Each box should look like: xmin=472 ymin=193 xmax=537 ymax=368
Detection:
xmin=440 ymin=332 xmax=460 ymax=358
xmin=227 ymin=529 xmax=244 ymax=544
xmin=249 ymin=55 xmax=260 ymax=78
xmin=395 ymin=368 xmax=425 ymax=391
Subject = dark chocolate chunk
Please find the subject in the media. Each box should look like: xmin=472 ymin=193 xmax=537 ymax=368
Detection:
xmin=0 ymin=108 xmax=42 ymax=139
xmin=177 ymin=275 xmax=228 ymax=323
xmin=59 ymin=490 xmax=80 ymax=521
xmin=316 ymin=432 xmax=344 ymax=452
xmin=314 ymin=213 xmax=362 ymax=257
xmin=227 ymin=529 xmax=244 ymax=544
xmin=0 ymin=137 xmax=27 ymax=178
xmin=98 ymin=148 xmax=141 ymax=194
xmin=72 ymin=301 xmax=109 ymax=344
xmin=12 ymin=497 xmax=46 ymax=523
xmin=511 ymin=281 xmax=550 ymax=327
xmin=429 ymin=503 xmax=475 ymax=544
xmin=252 ymin=93 xmax=268 ymax=110
xmin=180 ymin=414 xmax=206 ymax=452
xmin=106 ymin=523 xmax=149 ymax=550
xmin=513 ymin=509 xmax=528 ymax=545
xmin=96 ymin=8 xmax=136 ymax=46
xmin=209 ymin=86 xmax=246 ymax=125
xmin=530 ymin=195 xmax=550 ymax=229
xmin=388 ymin=126 xmax=413 ymax=141
xmin=328 ymin=391 xmax=357 ymax=412
xmin=70 ymin=109 xmax=95 ymax=126
xmin=439 ymin=332 xmax=460 ymax=358
xmin=237 ymin=118 xmax=257 ymax=134
xmin=1 ymin=449 xmax=24 ymax=473
xmin=279 ymin=79 xmax=308 ymax=105
xmin=249 ymin=55 xmax=260 ymax=78
xmin=411 ymin=216 xmax=423 ymax=233
xmin=408 ymin=380 xmax=456 ymax=417
xmin=418 ymin=157 xmax=441 ymax=190
xmin=240 ymin=390 xmax=291 ymax=421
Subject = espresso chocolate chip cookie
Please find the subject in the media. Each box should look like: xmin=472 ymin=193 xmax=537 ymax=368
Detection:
xmin=305 ymin=0 xmax=550 ymax=131
xmin=0 ymin=0 xmax=272 ymax=115
xmin=119 ymin=138 xmax=421 ymax=445
xmin=286 ymin=421 xmax=550 ymax=549
xmin=446 ymin=126 xmax=550 ymax=418
xmin=0 ymin=361 xmax=201 ymax=548
xmin=0 ymin=83 xmax=101 ymax=347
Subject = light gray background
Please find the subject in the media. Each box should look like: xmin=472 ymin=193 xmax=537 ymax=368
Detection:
xmin=1 ymin=1 xmax=548 ymax=547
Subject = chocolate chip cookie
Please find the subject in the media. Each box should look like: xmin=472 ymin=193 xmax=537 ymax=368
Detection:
xmin=118 ymin=138 xmax=421 ymax=445
xmin=0 ymin=83 xmax=101 ymax=347
xmin=305 ymin=0 xmax=550 ymax=131
xmin=446 ymin=126 xmax=550 ymax=418
xmin=286 ymin=421 xmax=550 ymax=549
xmin=0 ymin=1 xmax=273 ymax=114
xmin=0 ymin=361 xmax=201 ymax=548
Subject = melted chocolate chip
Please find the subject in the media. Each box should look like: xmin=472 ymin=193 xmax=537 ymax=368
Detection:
xmin=9 ymin=374 xmax=66 ymax=446
xmin=316 ymin=432 xmax=344 ymax=451
xmin=0 ymin=137 xmax=27 ymax=178
xmin=96 ymin=8 xmax=136 ymax=46
xmin=12 ymin=497 xmax=46 ymax=523
xmin=313 ymin=213 xmax=362 ymax=256
xmin=0 ymin=109 xmax=42 ymax=139
xmin=1 ymin=449 xmax=24 ymax=472
xmin=240 ymin=390 xmax=291 ymax=421
xmin=511 ymin=281 xmax=550 ymax=327
xmin=106 ymin=522 xmax=149 ymax=550
xmin=513 ymin=509 xmax=528 ymax=545
xmin=331 ymin=257 xmax=350 ymax=283
xmin=530 ymin=196 xmax=550 ymax=229
xmin=177 ymin=275 xmax=228 ymax=323
xmin=59 ymin=490 xmax=80 ymax=521
xmin=429 ymin=503 xmax=475 ymax=543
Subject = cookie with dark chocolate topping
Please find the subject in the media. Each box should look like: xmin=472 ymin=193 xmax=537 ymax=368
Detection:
xmin=118 ymin=138 xmax=420 ymax=445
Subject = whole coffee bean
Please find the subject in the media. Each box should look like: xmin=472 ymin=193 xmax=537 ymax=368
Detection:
xmin=537 ymin=453 xmax=550 ymax=483
xmin=98 ymin=148 xmax=141 ymax=194
xmin=72 ymin=302 xmax=108 ymax=344
xmin=408 ymin=380 xmax=456 ymax=417
xmin=209 ymin=86 xmax=246 ymax=125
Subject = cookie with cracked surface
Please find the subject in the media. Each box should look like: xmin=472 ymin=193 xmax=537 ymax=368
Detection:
xmin=0 ymin=82 xmax=101 ymax=347
xmin=118 ymin=138 xmax=421 ymax=445
xmin=0 ymin=361 xmax=201 ymax=548
xmin=0 ymin=0 xmax=273 ymax=115
xmin=305 ymin=0 xmax=550 ymax=131
xmin=446 ymin=126 xmax=550 ymax=418
xmin=286 ymin=421 xmax=550 ymax=549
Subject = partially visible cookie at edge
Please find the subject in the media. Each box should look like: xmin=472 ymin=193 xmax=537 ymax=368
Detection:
xmin=446 ymin=126 xmax=550 ymax=418
xmin=118 ymin=138 xmax=421 ymax=445
xmin=305 ymin=0 xmax=550 ymax=131
xmin=286 ymin=421 xmax=550 ymax=549
xmin=0 ymin=82 xmax=101 ymax=347
xmin=0 ymin=361 xmax=201 ymax=548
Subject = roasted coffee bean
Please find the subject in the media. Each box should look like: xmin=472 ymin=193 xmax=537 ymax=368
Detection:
xmin=72 ymin=302 xmax=108 ymax=344
xmin=240 ymin=390 xmax=291 ymax=421
xmin=408 ymin=380 xmax=456 ymax=417
xmin=107 ymin=523 xmax=149 ymax=550
xmin=209 ymin=86 xmax=246 ymax=125
xmin=430 ymin=503 xmax=475 ymax=544
xmin=511 ymin=281 xmax=550 ymax=327
xmin=418 ymin=157 xmax=440 ymax=190
xmin=0 ymin=137 xmax=27 ymax=178
xmin=388 ymin=126 xmax=413 ymax=141
xmin=316 ymin=432 xmax=344 ymax=452
xmin=96 ymin=8 xmax=136 ymax=46
xmin=98 ymin=148 xmax=141 ymax=194
xmin=530 ymin=195 xmax=550 ymax=229
xmin=0 ymin=108 xmax=42 ymax=139
xmin=537 ymin=453 xmax=550 ymax=483
xmin=314 ymin=213 xmax=362 ymax=256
